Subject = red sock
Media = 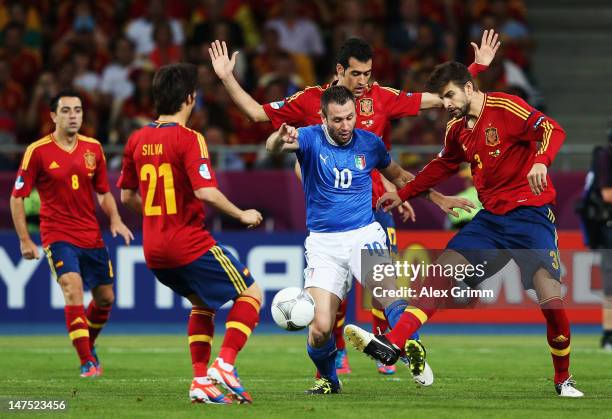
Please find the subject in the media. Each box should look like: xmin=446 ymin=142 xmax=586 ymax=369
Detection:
xmin=333 ymin=299 xmax=348 ymax=350
xmin=386 ymin=305 xmax=436 ymax=348
xmin=65 ymin=305 xmax=94 ymax=365
xmin=385 ymin=273 xmax=448 ymax=348
xmin=219 ymin=296 xmax=260 ymax=365
xmin=188 ymin=307 xmax=215 ymax=377
xmin=371 ymin=307 xmax=389 ymax=334
xmin=540 ymin=298 xmax=571 ymax=384
xmin=86 ymin=300 xmax=111 ymax=349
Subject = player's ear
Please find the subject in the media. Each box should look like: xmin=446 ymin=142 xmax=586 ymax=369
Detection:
xmin=335 ymin=63 xmax=344 ymax=77
xmin=465 ymin=81 xmax=474 ymax=96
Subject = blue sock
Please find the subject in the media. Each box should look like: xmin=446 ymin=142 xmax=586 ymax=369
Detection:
xmin=384 ymin=300 xmax=408 ymax=328
xmin=307 ymin=335 xmax=338 ymax=384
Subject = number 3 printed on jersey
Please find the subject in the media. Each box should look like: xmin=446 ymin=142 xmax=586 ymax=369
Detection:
xmin=333 ymin=168 xmax=352 ymax=188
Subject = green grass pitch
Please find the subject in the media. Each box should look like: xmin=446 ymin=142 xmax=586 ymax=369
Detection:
xmin=1 ymin=334 xmax=611 ymax=418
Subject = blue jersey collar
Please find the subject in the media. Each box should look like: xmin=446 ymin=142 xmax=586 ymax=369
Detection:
xmin=322 ymin=124 xmax=353 ymax=147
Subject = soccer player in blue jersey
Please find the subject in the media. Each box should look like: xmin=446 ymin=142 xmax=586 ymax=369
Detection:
xmin=266 ymin=85 xmax=473 ymax=394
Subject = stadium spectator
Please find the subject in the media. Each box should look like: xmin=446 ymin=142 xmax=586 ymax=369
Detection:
xmin=150 ymin=20 xmax=183 ymax=69
xmin=125 ymin=0 xmax=185 ymax=57
xmin=0 ymin=22 xmax=41 ymax=88
xmin=264 ymin=0 xmax=325 ymax=58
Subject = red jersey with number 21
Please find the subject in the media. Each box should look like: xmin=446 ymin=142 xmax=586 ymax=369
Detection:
xmin=117 ymin=122 xmax=217 ymax=269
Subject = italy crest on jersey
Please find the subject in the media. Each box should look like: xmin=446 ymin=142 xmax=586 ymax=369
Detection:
xmin=84 ymin=150 xmax=96 ymax=170
xmin=355 ymin=154 xmax=366 ymax=170
xmin=485 ymin=126 xmax=500 ymax=146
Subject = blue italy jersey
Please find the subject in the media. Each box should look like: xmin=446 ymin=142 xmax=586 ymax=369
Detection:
xmin=296 ymin=124 xmax=391 ymax=232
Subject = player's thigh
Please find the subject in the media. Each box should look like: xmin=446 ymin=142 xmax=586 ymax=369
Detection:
xmin=505 ymin=206 xmax=561 ymax=289
xmin=532 ymin=267 xmax=562 ymax=303
xmin=80 ymin=246 xmax=114 ymax=291
xmin=307 ymin=287 xmax=341 ymax=337
xmin=349 ymin=222 xmax=389 ymax=285
xmin=304 ymin=233 xmax=351 ymax=301
xmin=57 ymin=272 xmax=85 ymax=305
xmin=181 ymin=244 xmax=255 ymax=310
xmin=374 ymin=208 xmax=397 ymax=253
xmin=446 ymin=213 xmax=507 ymax=286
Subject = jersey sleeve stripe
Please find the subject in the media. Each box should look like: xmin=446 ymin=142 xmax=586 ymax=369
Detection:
xmin=380 ymin=86 xmax=401 ymax=95
xmin=487 ymin=96 xmax=531 ymax=115
xmin=486 ymin=98 xmax=530 ymax=119
xmin=486 ymin=102 xmax=529 ymax=121
xmin=537 ymin=121 xmax=553 ymax=155
xmin=22 ymin=137 xmax=52 ymax=169
xmin=196 ymin=133 xmax=209 ymax=158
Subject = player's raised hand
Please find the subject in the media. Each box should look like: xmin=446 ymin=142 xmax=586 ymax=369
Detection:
xmin=397 ymin=201 xmax=416 ymax=223
xmin=240 ymin=209 xmax=263 ymax=229
xmin=376 ymin=192 xmax=403 ymax=213
xmin=208 ymin=40 xmax=238 ymax=80
xmin=472 ymin=29 xmax=501 ymax=66
xmin=20 ymin=238 xmax=39 ymax=260
xmin=111 ymin=218 xmax=134 ymax=245
xmin=279 ymin=123 xmax=298 ymax=144
xmin=527 ymin=163 xmax=548 ymax=195
xmin=431 ymin=194 xmax=476 ymax=218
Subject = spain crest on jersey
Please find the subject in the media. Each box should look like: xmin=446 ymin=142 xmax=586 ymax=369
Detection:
xmin=355 ymin=154 xmax=366 ymax=170
xmin=484 ymin=127 xmax=500 ymax=147
xmin=84 ymin=150 xmax=96 ymax=170
xmin=358 ymin=98 xmax=374 ymax=116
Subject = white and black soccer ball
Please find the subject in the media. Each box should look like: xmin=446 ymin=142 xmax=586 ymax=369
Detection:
xmin=270 ymin=287 xmax=315 ymax=331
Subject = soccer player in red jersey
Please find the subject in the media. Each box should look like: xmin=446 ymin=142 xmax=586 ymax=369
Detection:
xmin=209 ymin=31 xmax=500 ymax=381
xmin=345 ymin=61 xmax=584 ymax=397
xmin=117 ymin=63 xmax=263 ymax=404
xmin=10 ymin=91 xmax=133 ymax=378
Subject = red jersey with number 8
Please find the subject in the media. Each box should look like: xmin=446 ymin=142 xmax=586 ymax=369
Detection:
xmin=11 ymin=134 xmax=110 ymax=248
xmin=117 ymin=121 xmax=217 ymax=268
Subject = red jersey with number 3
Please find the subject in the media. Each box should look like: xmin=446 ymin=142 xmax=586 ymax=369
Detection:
xmin=263 ymin=82 xmax=423 ymax=205
xmin=11 ymin=134 xmax=110 ymax=248
xmin=398 ymin=92 xmax=566 ymax=214
xmin=117 ymin=121 xmax=217 ymax=269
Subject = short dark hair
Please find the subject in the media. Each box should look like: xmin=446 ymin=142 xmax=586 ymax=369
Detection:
xmin=425 ymin=61 xmax=476 ymax=94
xmin=49 ymin=90 xmax=83 ymax=112
xmin=336 ymin=38 xmax=372 ymax=69
xmin=152 ymin=63 xmax=198 ymax=115
xmin=321 ymin=85 xmax=355 ymax=117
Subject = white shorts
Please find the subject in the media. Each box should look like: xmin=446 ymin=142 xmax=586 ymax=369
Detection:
xmin=303 ymin=222 xmax=389 ymax=300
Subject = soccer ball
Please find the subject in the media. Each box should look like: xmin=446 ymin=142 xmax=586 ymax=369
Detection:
xmin=271 ymin=287 xmax=315 ymax=331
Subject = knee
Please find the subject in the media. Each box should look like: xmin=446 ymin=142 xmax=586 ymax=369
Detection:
xmin=240 ymin=282 xmax=262 ymax=302
xmin=95 ymin=293 xmax=114 ymax=308
xmin=309 ymin=323 xmax=332 ymax=347
xmin=59 ymin=276 xmax=84 ymax=304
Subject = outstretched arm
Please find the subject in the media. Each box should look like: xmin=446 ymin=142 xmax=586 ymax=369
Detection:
xmin=420 ymin=29 xmax=501 ymax=109
xmin=194 ymin=187 xmax=263 ymax=228
xmin=266 ymin=123 xmax=300 ymax=153
xmin=209 ymin=40 xmax=270 ymax=122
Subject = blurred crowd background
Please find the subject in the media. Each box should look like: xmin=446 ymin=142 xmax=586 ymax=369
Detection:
xmin=0 ymin=0 xmax=539 ymax=170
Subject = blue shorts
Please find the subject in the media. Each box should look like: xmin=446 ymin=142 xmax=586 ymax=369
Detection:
xmin=447 ymin=205 xmax=561 ymax=289
xmin=44 ymin=241 xmax=114 ymax=289
xmin=374 ymin=208 xmax=397 ymax=254
xmin=152 ymin=244 xmax=254 ymax=310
